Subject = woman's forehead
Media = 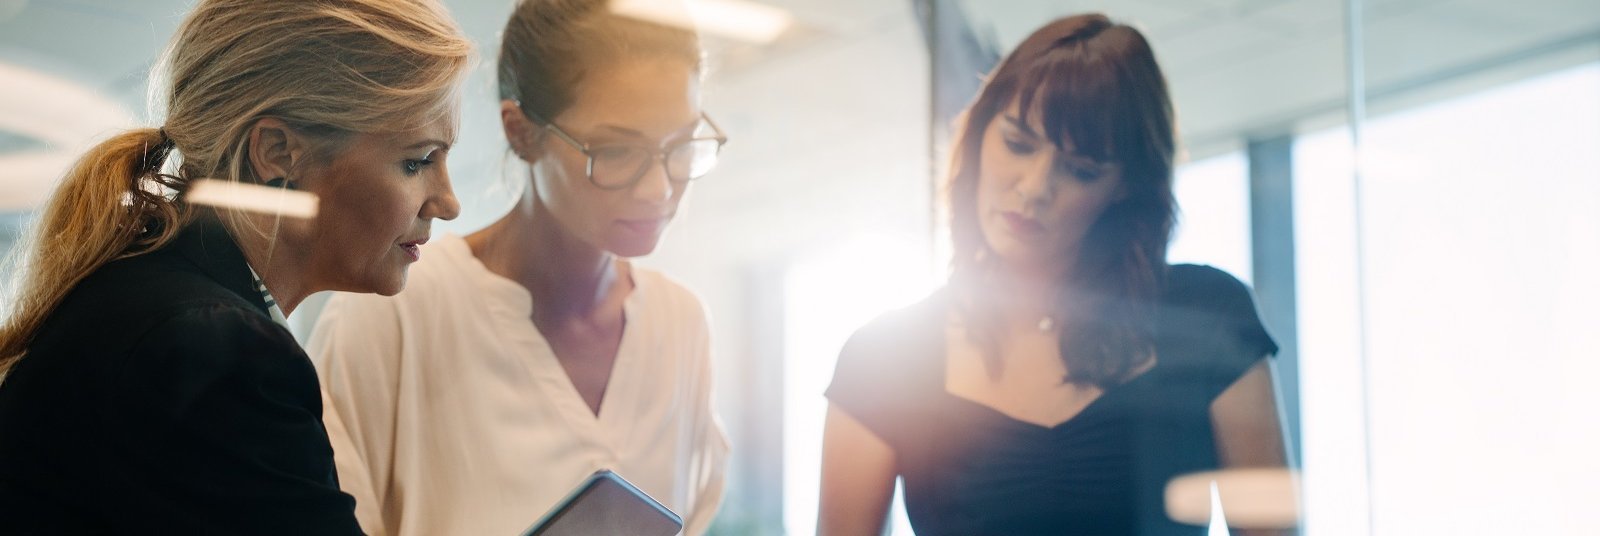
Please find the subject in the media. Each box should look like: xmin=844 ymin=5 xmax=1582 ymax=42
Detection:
xmin=378 ymin=112 xmax=457 ymax=148
xmin=998 ymin=97 xmax=1091 ymax=155
xmin=558 ymin=59 xmax=701 ymax=131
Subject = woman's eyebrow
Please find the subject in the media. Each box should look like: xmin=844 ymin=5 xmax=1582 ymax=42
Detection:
xmin=403 ymin=139 xmax=451 ymax=152
xmin=591 ymin=124 xmax=646 ymax=138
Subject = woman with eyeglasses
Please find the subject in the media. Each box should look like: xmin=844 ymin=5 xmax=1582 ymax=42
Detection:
xmin=306 ymin=1 xmax=728 ymax=535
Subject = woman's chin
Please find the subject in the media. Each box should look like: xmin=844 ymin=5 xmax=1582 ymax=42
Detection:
xmin=348 ymin=269 xmax=408 ymax=297
xmin=983 ymin=235 xmax=1036 ymax=264
xmin=606 ymin=234 xmax=665 ymax=258
xmin=377 ymin=271 xmax=409 ymax=296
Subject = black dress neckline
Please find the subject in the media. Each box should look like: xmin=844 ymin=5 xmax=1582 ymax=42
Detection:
xmin=939 ymin=356 xmax=1160 ymax=433
xmin=825 ymin=264 xmax=1282 ymax=536
xmin=931 ymin=293 xmax=1163 ymax=433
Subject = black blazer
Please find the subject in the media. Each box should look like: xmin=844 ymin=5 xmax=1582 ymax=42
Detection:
xmin=0 ymin=212 xmax=362 ymax=535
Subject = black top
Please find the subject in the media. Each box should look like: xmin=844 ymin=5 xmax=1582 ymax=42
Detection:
xmin=0 ymin=212 xmax=362 ymax=535
xmin=826 ymin=264 xmax=1278 ymax=536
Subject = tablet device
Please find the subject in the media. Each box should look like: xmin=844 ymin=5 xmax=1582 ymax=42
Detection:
xmin=520 ymin=469 xmax=683 ymax=536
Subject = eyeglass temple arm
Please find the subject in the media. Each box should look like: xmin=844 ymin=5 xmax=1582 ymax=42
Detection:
xmin=516 ymin=101 xmax=589 ymax=153
xmin=701 ymin=112 xmax=728 ymax=143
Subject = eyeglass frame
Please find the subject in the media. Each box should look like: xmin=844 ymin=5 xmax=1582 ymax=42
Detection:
xmin=516 ymin=102 xmax=728 ymax=190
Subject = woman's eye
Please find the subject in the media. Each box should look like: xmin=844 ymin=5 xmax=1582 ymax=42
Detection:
xmin=1071 ymin=165 xmax=1100 ymax=182
xmin=1003 ymin=137 xmax=1035 ymax=155
xmin=403 ymin=158 xmax=434 ymax=175
xmin=1060 ymin=162 xmax=1104 ymax=183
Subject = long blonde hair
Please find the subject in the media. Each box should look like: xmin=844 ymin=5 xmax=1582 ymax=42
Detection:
xmin=0 ymin=0 xmax=473 ymax=375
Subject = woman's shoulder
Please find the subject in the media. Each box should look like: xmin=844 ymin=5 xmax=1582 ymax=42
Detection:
xmin=831 ymin=287 xmax=950 ymax=385
xmin=630 ymin=266 xmax=709 ymax=325
xmin=40 ymin=247 xmax=276 ymax=352
xmin=71 ymin=247 xmax=251 ymax=312
xmin=845 ymin=288 xmax=950 ymax=352
xmin=133 ymin=304 xmax=308 ymax=374
xmin=1164 ymin=264 xmax=1255 ymax=305
xmin=1161 ymin=264 xmax=1271 ymax=329
xmin=1155 ymin=264 xmax=1278 ymax=385
xmin=823 ymin=288 xmax=950 ymax=442
xmin=30 ymin=286 xmax=310 ymax=410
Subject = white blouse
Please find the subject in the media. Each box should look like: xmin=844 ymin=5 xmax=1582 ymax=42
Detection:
xmin=307 ymin=235 xmax=728 ymax=536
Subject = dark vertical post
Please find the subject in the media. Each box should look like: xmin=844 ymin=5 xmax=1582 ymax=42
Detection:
xmin=913 ymin=0 xmax=999 ymax=180
xmin=1247 ymin=134 xmax=1303 ymax=466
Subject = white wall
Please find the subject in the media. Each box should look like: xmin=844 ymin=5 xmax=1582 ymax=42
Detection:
xmin=1295 ymin=62 xmax=1600 ymax=536
xmin=1358 ymin=63 xmax=1600 ymax=536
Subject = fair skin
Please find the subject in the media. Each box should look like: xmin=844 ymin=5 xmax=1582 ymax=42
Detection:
xmin=818 ymin=101 xmax=1290 ymax=535
xmin=233 ymin=115 xmax=461 ymax=315
xmin=467 ymin=58 xmax=702 ymax=415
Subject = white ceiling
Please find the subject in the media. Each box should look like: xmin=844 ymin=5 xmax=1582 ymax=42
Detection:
xmin=1 ymin=0 xmax=1596 ymax=214
xmin=958 ymin=0 xmax=1600 ymax=152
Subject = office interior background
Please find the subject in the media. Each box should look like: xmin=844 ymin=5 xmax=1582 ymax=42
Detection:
xmin=2 ymin=0 xmax=1597 ymax=534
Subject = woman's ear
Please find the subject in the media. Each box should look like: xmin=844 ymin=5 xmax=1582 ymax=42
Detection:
xmin=245 ymin=117 xmax=309 ymax=185
xmin=501 ymin=99 xmax=541 ymax=163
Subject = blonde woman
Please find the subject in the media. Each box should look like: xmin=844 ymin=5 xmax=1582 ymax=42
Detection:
xmin=310 ymin=1 xmax=728 ymax=534
xmin=0 ymin=0 xmax=471 ymax=533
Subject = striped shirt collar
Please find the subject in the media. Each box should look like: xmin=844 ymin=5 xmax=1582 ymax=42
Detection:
xmin=246 ymin=265 xmax=289 ymax=328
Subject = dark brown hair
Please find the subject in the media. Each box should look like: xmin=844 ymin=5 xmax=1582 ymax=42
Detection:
xmin=497 ymin=0 xmax=703 ymax=122
xmin=948 ymin=14 xmax=1177 ymax=387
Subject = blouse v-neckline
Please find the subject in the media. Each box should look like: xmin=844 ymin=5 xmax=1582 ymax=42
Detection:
xmin=451 ymin=236 xmax=645 ymax=432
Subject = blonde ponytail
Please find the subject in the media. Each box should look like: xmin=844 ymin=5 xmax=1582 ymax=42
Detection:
xmin=0 ymin=129 xmax=185 ymax=374
xmin=0 ymin=0 xmax=473 ymax=376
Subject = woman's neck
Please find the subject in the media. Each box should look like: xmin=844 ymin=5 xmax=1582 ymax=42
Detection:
xmin=227 ymin=219 xmax=311 ymax=316
xmin=467 ymin=195 xmax=622 ymax=318
xmin=979 ymin=257 xmax=1071 ymax=327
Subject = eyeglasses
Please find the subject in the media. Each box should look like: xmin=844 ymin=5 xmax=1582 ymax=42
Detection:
xmin=521 ymin=105 xmax=728 ymax=190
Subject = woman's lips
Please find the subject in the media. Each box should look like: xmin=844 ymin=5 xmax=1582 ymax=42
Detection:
xmin=1000 ymin=211 xmax=1045 ymax=235
xmin=398 ymin=238 xmax=428 ymax=261
xmin=618 ymin=218 xmax=666 ymax=235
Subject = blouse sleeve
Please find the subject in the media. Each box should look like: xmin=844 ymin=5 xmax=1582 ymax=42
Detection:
xmin=106 ymin=304 xmax=363 ymax=535
xmin=1161 ymin=265 xmax=1280 ymax=399
xmin=305 ymin=292 xmax=408 ymax=536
